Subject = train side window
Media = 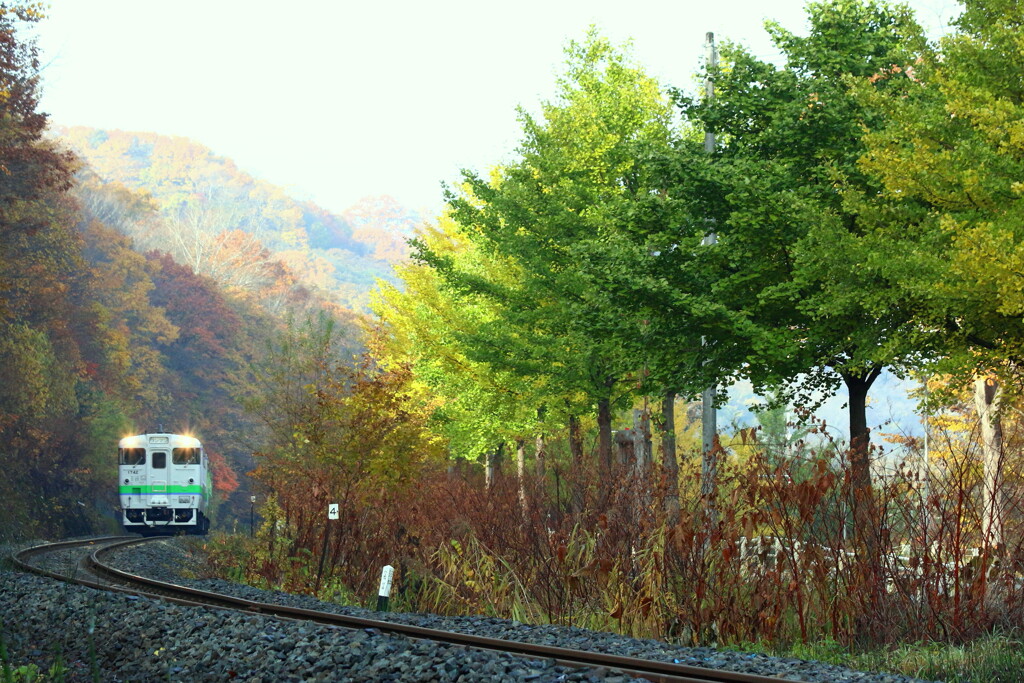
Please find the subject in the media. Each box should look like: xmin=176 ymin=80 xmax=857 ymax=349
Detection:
xmin=152 ymin=451 xmax=167 ymax=468
xmin=172 ymin=448 xmax=198 ymax=465
xmin=119 ymin=448 xmax=146 ymax=465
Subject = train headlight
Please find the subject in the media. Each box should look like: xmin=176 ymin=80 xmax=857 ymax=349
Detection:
xmin=124 ymin=479 xmax=129 ymax=485
xmin=188 ymin=478 xmax=194 ymax=484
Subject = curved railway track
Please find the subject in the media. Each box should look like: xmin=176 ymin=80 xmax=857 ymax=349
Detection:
xmin=13 ymin=537 xmax=783 ymax=683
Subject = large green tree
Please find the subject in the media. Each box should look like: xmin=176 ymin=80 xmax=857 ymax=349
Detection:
xmin=858 ymin=0 xmax=1024 ymax=552
xmin=426 ymin=31 xmax=677 ymax=474
xmin=375 ymin=214 xmax=555 ymax=465
xmin=667 ymin=0 xmax=931 ymax=539
xmin=860 ymin=0 xmax=1024 ymax=371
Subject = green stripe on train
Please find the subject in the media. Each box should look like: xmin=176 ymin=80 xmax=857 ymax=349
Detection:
xmin=119 ymin=485 xmax=204 ymax=494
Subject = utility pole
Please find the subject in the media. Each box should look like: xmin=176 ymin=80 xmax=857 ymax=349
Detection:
xmin=698 ymin=30 xmax=720 ymax=645
xmin=703 ymin=31 xmax=717 ymax=158
xmin=700 ymin=31 xmax=719 ymax=507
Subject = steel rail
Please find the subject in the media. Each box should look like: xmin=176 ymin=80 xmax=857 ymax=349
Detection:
xmin=15 ymin=538 xmax=785 ymax=683
xmin=12 ymin=536 xmax=141 ymax=587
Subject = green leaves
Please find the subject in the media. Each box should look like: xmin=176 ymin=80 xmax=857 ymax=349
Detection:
xmin=859 ymin=0 xmax=1024 ymax=379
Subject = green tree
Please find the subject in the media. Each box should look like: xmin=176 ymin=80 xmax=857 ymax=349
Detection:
xmin=667 ymin=0 xmax=930 ymax=543
xmin=375 ymin=214 xmax=552 ymax=467
xmin=429 ymin=31 xmax=677 ymax=476
xmin=859 ymin=0 xmax=1024 ymax=552
xmin=860 ymin=0 xmax=1024 ymax=371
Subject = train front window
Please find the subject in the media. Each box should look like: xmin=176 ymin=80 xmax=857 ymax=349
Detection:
xmin=152 ymin=451 xmax=167 ymax=468
xmin=119 ymin=448 xmax=146 ymax=465
xmin=172 ymin=447 xmax=199 ymax=465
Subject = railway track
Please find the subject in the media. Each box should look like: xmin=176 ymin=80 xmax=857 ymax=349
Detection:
xmin=13 ymin=537 xmax=783 ymax=683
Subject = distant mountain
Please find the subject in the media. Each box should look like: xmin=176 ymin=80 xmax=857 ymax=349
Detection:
xmin=54 ymin=126 xmax=420 ymax=309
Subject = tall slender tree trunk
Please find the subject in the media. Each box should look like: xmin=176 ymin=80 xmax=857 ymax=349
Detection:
xmin=699 ymin=440 xmax=719 ymax=520
xmin=516 ymin=438 xmax=528 ymax=516
xmin=486 ymin=442 xmax=504 ymax=489
xmin=974 ymin=376 xmax=1004 ymax=549
xmin=568 ymin=414 xmax=583 ymax=464
xmin=535 ymin=406 xmax=547 ymax=478
xmin=662 ymin=390 xmax=680 ymax=524
xmin=568 ymin=414 xmax=584 ymax=514
xmin=632 ymin=407 xmax=653 ymax=514
xmin=632 ymin=408 xmax=652 ymax=474
xmin=697 ymin=379 xmax=723 ymax=540
xmin=597 ymin=396 xmax=613 ymax=474
xmin=535 ymin=433 xmax=547 ymax=478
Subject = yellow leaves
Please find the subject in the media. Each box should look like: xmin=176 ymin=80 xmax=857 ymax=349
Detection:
xmin=929 ymin=412 xmax=971 ymax=434
xmin=946 ymin=221 xmax=1024 ymax=317
xmin=0 ymin=3 xmax=46 ymax=22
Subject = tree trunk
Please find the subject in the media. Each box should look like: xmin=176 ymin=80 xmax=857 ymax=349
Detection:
xmin=597 ymin=397 xmax=613 ymax=473
xmin=568 ymin=414 xmax=583 ymax=465
xmin=535 ymin=406 xmax=547 ymax=478
xmin=974 ymin=375 xmax=1004 ymax=549
xmin=633 ymin=407 xmax=653 ymax=513
xmin=841 ymin=366 xmax=883 ymax=606
xmin=535 ymin=433 xmax=547 ymax=478
xmin=516 ymin=438 xmax=528 ymax=515
xmin=843 ymin=367 xmax=881 ymax=508
xmin=699 ymin=436 xmax=720 ymax=521
xmin=486 ymin=442 xmax=504 ymax=489
xmin=699 ymin=386 xmax=721 ymax=535
xmin=568 ymin=414 xmax=584 ymax=514
xmin=632 ymin=408 xmax=652 ymax=473
xmin=662 ymin=390 xmax=680 ymax=524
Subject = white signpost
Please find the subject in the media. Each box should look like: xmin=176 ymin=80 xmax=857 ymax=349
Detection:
xmin=328 ymin=503 xmax=339 ymax=520
xmin=377 ymin=564 xmax=394 ymax=611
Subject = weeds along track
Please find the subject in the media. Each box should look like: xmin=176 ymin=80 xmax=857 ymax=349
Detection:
xmin=13 ymin=537 xmax=782 ymax=683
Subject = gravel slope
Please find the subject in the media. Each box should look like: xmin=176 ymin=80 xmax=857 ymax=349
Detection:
xmin=0 ymin=537 xmax=938 ymax=682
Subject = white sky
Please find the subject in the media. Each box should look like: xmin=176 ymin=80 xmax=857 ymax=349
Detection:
xmin=34 ymin=0 xmax=961 ymax=217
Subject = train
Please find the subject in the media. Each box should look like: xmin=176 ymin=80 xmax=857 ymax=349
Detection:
xmin=118 ymin=432 xmax=211 ymax=535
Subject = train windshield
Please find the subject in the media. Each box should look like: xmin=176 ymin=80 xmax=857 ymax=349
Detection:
xmin=152 ymin=451 xmax=166 ymax=468
xmin=173 ymin=447 xmax=200 ymax=465
xmin=119 ymin=448 xmax=146 ymax=465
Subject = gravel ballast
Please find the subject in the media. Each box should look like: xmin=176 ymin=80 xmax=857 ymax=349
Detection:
xmin=1 ymin=538 xmax=938 ymax=682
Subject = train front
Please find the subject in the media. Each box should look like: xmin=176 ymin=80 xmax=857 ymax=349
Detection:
xmin=118 ymin=433 xmax=210 ymax=535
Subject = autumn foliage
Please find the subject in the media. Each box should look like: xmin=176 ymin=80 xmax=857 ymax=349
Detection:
xmin=204 ymin=413 xmax=1024 ymax=649
xmin=0 ymin=3 xmax=368 ymax=538
xmin=59 ymin=127 xmax=419 ymax=311
xmin=200 ymin=0 xmax=1024 ymax=657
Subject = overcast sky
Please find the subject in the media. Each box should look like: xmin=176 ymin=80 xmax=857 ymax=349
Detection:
xmin=34 ymin=0 xmax=961 ymax=218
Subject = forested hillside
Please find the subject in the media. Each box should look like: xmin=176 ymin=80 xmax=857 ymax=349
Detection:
xmin=56 ymin=126 xmax=420 ymax=310
xmin=0 ymin=6 xmax=392 ymax=537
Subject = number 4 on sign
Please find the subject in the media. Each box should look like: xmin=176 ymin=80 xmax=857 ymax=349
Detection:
xmin=328 ymin=503 xmax=339 ymax=520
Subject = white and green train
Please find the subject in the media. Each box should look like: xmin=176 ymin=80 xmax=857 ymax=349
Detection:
xmin=118 ymin=432 xmax=212 ymax=535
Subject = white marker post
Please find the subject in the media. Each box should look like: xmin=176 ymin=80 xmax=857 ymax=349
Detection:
xmin=376 ymin=564 xmax=394 ymax=612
